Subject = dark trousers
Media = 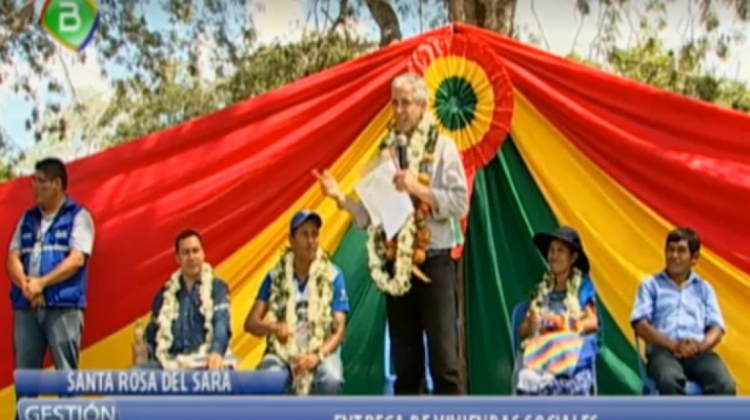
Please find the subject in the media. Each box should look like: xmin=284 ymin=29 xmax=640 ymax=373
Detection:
xmin=647 ymin=348 xmax=736 ymax=395
xmin=386 ymin=252 xmax=463 ymax=395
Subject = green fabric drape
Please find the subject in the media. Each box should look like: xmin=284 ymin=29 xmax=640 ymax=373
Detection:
xmin=463 ymin=138 xmax=641 ymax=395
xmin=332 ymin=227 xmax=386 ymax=394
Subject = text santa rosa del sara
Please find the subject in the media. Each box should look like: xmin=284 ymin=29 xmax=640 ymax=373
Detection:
xmin=67 ymin=370 xmax=232 ymax=394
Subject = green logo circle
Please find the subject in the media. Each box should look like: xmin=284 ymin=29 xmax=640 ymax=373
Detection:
xmin=433 ymin=76 xmax=478 ymax=131
xmin=40 ymin=0 xmax=100 ymax=51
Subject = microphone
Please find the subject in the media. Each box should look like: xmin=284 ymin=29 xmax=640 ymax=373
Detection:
xmin=396 ymin=134 xmax=408 ymax=169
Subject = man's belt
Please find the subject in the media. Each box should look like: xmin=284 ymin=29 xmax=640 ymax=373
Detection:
xmin=426 ymin=248 xmax=451 ymax=259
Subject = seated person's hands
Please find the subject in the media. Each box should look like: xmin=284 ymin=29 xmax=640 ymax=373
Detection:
xmin=673 ymin=339 xmax=700 ymax=359
xmin=274 ymin=322 xmax=293 ymax=344
xmin=527 ymin=308 xmax=541 ymax=332
xmin=540 ymin=314 xmax=584 ymax=334
xmin=206 ymin=352 xmax=224 ymax=370
xmin=540 ymin=314 xmax=565 ymax=333
xmin=291 ymin=353 xmax=320 ymax=375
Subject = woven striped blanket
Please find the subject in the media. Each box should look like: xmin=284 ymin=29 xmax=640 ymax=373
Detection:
xmin=522 ymin=331 xmax=584 ymax=376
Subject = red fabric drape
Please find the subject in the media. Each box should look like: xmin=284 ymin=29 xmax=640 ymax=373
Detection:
xmin=466 ymin=24 xmax=750 ymax=273
xmin=0 ymin=34 xmax=435 ymax=386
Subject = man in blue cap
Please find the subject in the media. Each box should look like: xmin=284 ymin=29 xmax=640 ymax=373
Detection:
xmin=244 ymin=210 xmax=349 ymax=395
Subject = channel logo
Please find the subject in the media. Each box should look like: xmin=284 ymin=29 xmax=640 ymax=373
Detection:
xmin=40 ymin=0 xmax=100 ymax=51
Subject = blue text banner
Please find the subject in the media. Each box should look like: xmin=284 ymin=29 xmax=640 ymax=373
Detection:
xmin=16 ymin=396 xmax=750 ymax=420
xmin=14 ymin=370 xmax=287 ymax=396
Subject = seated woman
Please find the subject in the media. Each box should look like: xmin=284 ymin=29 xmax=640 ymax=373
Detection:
xmin=515 ymin=226 xmax=599 ymax=395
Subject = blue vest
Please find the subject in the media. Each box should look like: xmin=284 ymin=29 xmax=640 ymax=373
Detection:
xmin=10 ymin=198 xmax=89 ymax=309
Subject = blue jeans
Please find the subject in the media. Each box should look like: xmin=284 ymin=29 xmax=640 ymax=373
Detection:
xmin=132 ymin=360 xmax=162 ymax=369
xmin=14 ymin=308 xmax=83 ymax=370
xmin=13 ymin=308 xmax=83 ymax=410
xmin=258 ymin=353 xmax=344 ymax=395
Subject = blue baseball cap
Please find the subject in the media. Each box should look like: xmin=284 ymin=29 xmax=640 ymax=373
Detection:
xmin=290 ymin=210 xmax=323 ymax=234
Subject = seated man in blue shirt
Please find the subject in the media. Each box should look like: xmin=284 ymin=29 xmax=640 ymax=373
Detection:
xmin=135 ymin=229 xmax=232 ymax=370
xmin=244 ymin=210 xmax=349 ymax=395
xmin=630 ymin=228 xmax=735 ymax=395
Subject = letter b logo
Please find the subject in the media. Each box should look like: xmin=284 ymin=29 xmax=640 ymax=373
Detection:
xmin=59 ymin=2 xmax=82 ymax=33
xmin=40 ymin=0 xmax=100 ymax=51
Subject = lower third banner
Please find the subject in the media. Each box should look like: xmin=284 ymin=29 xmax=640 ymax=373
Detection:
xmin=14 ymin=370 xmax=287 ymax=395
xmin=16 ymin=396 xmax=749 ymax=420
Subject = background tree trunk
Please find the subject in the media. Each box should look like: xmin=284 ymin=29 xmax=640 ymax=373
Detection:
xmin=444 ymin=0 xmax=518 ymax=35
xmin=376 ymin=0 xmax=518 ymax=40
xmin=482 ymin=0 xmax=517 ymax=36
xmin=365 ymin=0 xmax=403 ymax=46
xmin=447 ymin=0 xmax=465 ymax=23
xmin=370 ymin=0 xmax=519 ymax=44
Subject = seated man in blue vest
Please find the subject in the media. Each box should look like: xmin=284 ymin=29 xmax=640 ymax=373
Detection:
xmin=134 ymin=229 xmax=233 ymax=370
xmin=630 ymin=228 xmax=736 ymax=395
xmin=7 ymin=157 xmax=95 ymax=377
xmin=244 ymin=210 xmax=349 ymax=395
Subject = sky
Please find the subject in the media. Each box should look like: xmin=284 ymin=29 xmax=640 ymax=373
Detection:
xmin=0 ymin=0 xmax=748 ymax=160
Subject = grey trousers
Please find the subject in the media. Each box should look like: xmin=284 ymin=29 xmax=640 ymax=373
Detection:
xmin=647 ymin=348 xmax=736 ymax=395
xmin=14 ymin=308 xmax=84 ymax=395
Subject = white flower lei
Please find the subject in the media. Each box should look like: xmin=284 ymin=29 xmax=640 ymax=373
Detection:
xmin=266 ymin=248 xmax=335 ymax=395
xmin=530 ymin=268 xmax=583 ymax=320
xmin=155 ymin=263 xmax=215 ymax=370
xmin=366 ymin=114 xmax=434 ymax=296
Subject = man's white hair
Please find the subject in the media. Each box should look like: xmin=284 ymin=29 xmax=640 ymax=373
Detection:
xmin=392 ymin=73 xmax=430 ymax=105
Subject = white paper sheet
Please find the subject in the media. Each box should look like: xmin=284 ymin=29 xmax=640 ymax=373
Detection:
xmin=355 ymin=157 xmax=414 ymax=240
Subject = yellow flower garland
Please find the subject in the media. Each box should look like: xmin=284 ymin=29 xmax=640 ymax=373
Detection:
xmin=266 ymin=248 xmax=335 ymax=395
xmin=154 ymin=263 xmax=215 ymax=370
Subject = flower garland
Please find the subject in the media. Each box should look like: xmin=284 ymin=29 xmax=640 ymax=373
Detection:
xmin=366 ymin=114 xmax=439 ymax=296
xmin=154 ymin=263 xmax=215 ymax=370
xmin=529 ymin=268 xmax=584 ymax=333
xmin=266 ymin=247 xmax=336 ymax=395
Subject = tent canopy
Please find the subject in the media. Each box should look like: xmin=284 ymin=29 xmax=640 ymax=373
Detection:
xmin=1 ymin=24 xmax=748 ymax=413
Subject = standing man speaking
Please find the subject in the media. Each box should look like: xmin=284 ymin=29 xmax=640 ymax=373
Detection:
xmin=7 ymin=158 xmax=95 ymax=382
xmin=316 ymin=73 xmax=468 ymax=395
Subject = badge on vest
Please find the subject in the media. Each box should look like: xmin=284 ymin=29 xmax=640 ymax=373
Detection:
xmin=55 ymin=229 xmax=68 ymax=239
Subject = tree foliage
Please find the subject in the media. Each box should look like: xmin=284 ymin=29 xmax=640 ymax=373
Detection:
xmin=0 ymin=0 xmax=254 ymax=148
xmin=0 ymin=0 xmax=748 ymax=183
xmin=0 ymin=0 xmax=375 ymax=180
xmin=568 ymin=1 xmax=750 ymax=112
xmin=602 ymin=33 xmax=750 ymax=111
xmin=364 ymin=0 xmax=750 ymax=111
xmin=102 ymin=32 xmax=375 ymax=145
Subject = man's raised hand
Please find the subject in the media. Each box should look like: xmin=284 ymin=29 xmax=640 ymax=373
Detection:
xmin=313 ymin=169 xmax=343 ymax=203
